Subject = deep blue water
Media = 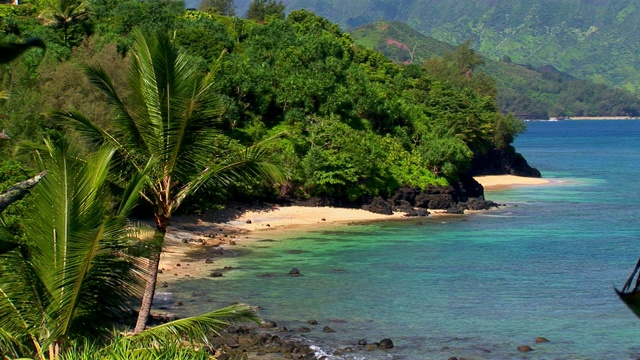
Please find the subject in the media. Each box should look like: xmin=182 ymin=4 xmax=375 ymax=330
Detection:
xmin=164 ymin=120 xmax=640 ymax=359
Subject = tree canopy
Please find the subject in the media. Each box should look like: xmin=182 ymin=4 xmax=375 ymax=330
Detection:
xmin=1 ymin=3 xmax=526 ymax=205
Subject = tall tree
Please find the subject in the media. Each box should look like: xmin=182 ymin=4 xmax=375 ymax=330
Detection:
xmin=245 ymin=0 xmax=284 ymax=21
xmin=55 ymin=31 xmax=281 ymax=333
xmin=200 ymin=0 xmax=235 ymax=16
xmin=38 ymin=0 xmax=89 ymax=46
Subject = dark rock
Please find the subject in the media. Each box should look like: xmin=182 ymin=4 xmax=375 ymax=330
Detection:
xmin=307 ymin=319 xmax=318 ymax=325
xmin=358 ymin=339 xmax=368 ymax=346
xmin=246 ymin=219 xmax=252 ymax=224
xmin=205 ymin=258 xmax=214 ymax=264
xmin=379 ymin=338 xmax=394 ymax=349
xmin=448 ymin=357 xmax=458 ymax=360
xmin=175 ymin=301 xmax=183 ymax=306
xmin=465 ymin=198 xmax=499 ymax=210
xmin=535 ymin=337 xmax=550 ymax=343
xmin=471 ymin=145 xmax=541 ymax=178
xmin=209 ymin=271 xmax=223 ymax=277
xmin=517 ymin=345 xmax=533 ymax=352
xmin=322 ymin=326 xmax=335 ymax=333
xmin=415 ymin=208 xmax=429 ymax=216
xmin=277 ymin=326 xmax=289 ymax=332
xmin=395 ymin=201 xmax=419 ymax=216
xmin=261 ymin=320 xmax=277 ymax=328
xmin=389 ymin=186 xmax=420 ymax=206
xmin=298 ymin=326 xmax=311 ymax=333
xmin=176 ymin=263 xmax=181 ymax=267
xmin=288 ymin=268 xmax=302 ymax=276
xmin=226 ymin=338 xmax=240 ymax=348
xmin=446 ymin=206 xmax=465 ymax=214
xmin=363 ymin=196 xmax=393 ymax=215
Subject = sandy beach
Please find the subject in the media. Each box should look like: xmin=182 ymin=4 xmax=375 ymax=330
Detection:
xmin=156 ymin=174 xmax=552 ymax=283
xmin=475 ymin=174 xmax=551 ymax=189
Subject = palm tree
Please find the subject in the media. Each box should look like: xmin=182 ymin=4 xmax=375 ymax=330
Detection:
xmin=0 ymin=138 xmax=260 ymax=359
xmin=38 ymin=0 xmax=88 ymax=46
xmin=0 ymin=138 xmax=145 ymax=359
xmin=54 ymin=31 xmax=281 ymax=333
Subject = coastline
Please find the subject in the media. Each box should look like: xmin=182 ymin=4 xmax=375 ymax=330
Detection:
xmin=152 ymin=174 xmax=557 ymax=357
xmin=156 ymin=175 xmax=553 ymax=286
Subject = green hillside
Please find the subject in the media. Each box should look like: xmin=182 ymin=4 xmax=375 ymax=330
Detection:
xmin=239 ymin=0 xmax=640 ymax=94
xmin=351 ymin=21 xmax=640 ymax=117
xmin=0 ymin=5 xmax=533 ymax=207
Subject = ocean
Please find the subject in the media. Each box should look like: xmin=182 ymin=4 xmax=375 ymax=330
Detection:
xmin=163 ymin=120 xmax=640 ymax=359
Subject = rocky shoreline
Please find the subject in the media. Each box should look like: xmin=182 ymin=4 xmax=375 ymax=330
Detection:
xmin=150 ymin=173 xmax=551 ymax=359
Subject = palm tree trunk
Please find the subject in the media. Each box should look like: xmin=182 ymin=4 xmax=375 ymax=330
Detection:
xmin=133 ymin=227 xmax=166 ymax=333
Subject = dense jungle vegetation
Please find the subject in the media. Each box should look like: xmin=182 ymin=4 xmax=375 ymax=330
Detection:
xmin=0 ymin=0 xmax=524 ymax=208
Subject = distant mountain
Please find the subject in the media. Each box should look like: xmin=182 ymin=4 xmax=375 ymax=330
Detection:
xmin=351 ymin=21 xmax=640 ymax=117
xmin=233 ymin=0 xmax=640 ymax=95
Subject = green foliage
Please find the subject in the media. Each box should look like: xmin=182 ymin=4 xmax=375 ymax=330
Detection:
xmin=90 ymin=0 xmax=185 ymax=49
xmin=0 ymin=138 xmax=144 ymax=359
xmin=299 ymin=116 xmax=392 ymax=200
xmin=418 ymin=136 xmax=473 ymax=179
xmin=199 ymin=0 xmax=234 ymax=16
xmin=174 ymin=13 xmax=235 ymax=65
xmin=245 ymin=0 xmax=284 ymax=21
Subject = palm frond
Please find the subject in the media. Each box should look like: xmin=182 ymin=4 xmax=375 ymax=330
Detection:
xmin=126 ymin=304 xmax=259 ymax=347
xmin=172 ymin=134 xmax=285 ymax=211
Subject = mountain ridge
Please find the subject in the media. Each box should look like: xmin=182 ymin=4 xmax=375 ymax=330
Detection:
xmin=350 ymin=20 xmax=640 ymax=118
xmin=232 ymin=0 xmax=640 ymax=94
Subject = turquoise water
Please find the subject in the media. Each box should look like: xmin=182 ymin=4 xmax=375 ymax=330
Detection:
xmin=166 ymin=120 xmax=640 ymax=359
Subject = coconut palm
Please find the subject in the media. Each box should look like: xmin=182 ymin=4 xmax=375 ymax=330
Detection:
xmin=54 ymin=30 xmax=281 ymax=333
xmin=0 ymin=138 xmax=260 ymax=359
xmin=0 ymin=138 xmax=145 ymax=359
xmin=38 ymin=0 xmax=88 ymax=46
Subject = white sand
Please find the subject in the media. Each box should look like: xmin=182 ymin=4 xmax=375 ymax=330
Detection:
xmin=474 ymin=175 xmax=550 ymax=189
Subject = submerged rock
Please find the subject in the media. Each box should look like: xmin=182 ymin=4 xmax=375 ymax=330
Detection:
xmin=322 ymin=326 xmax=335 ymax=333
xmin=379 ymin=338 xmax=394 ymax=349
xmin=517 ymin=345 xmax=533 ymax=352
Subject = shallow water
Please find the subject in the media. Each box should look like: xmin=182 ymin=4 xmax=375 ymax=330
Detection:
xmin=161 ymin=120 xmax=640 ymax=359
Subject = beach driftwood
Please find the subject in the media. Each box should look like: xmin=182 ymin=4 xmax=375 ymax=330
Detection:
xmin=0 ymin=171 xmax=47 ymax=254
xmin=0 ymin=171 xmax=47 ymax=214
xmin=616 ymin=257 xmax=640 ymax=318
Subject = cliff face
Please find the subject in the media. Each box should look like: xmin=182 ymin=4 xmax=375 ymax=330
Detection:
xmin=470 ymin=145 xmax=542 ymax=178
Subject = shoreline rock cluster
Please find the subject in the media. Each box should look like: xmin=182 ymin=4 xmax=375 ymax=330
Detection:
xmin=364 ymin=176 xmax=500 ymax=215
xmin=209 ymin=322 xmax=397 ymax=360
